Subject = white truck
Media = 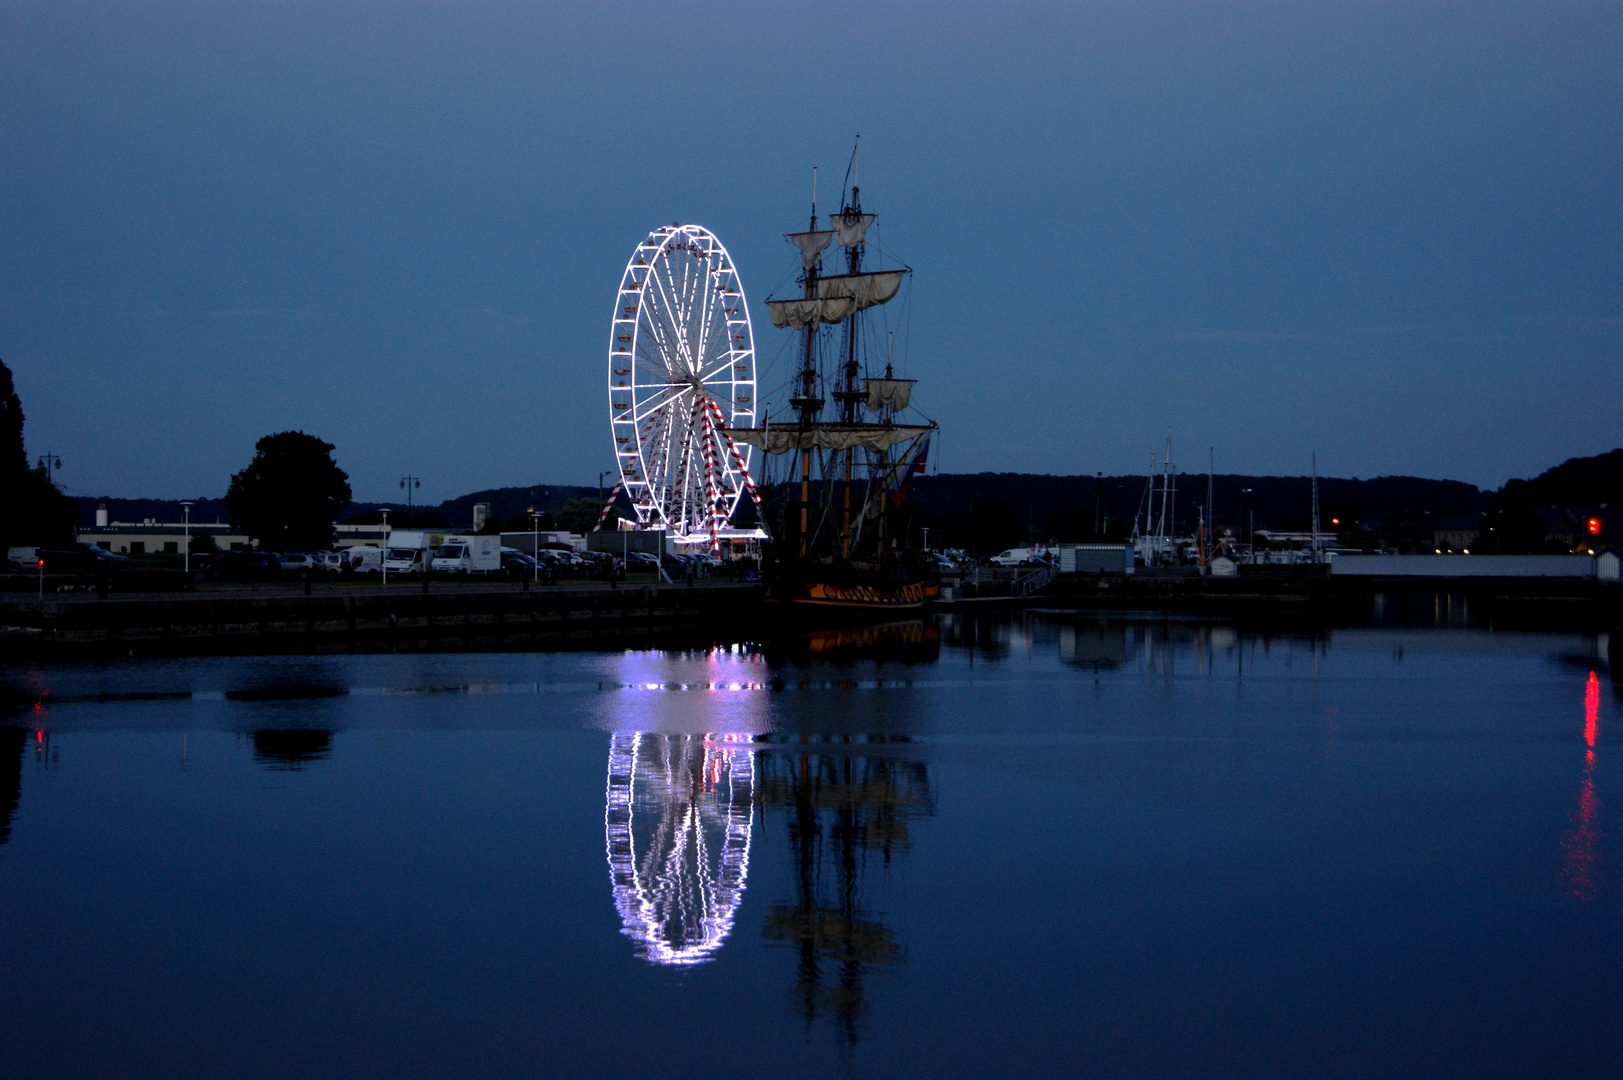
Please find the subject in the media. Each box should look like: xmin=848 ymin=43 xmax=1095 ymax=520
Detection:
xmin=381 ymin=530 xmax=443 ymax=575
xmin=429 ymin=535 xmax=501 ymax=575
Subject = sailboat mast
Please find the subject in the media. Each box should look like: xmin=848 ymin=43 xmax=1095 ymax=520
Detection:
xmin=1207 ymin=447 xmax=1215 ymax=564
xmin=1311 ymin=452 xmax=1321 ymax=564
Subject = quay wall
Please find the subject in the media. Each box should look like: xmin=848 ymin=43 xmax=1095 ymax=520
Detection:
xmin=0 ymin=582 xmax=764 ymax=657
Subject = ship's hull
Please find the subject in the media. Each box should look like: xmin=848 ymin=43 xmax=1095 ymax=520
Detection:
xmin=767 ymin=577 xmax=939 ymax=612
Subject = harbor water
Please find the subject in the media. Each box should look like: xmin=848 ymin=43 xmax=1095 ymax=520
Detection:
xmin=1 ymin=614 xmax=1618 ymax=1078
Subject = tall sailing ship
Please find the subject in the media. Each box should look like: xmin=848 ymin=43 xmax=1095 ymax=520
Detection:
xmin=729 ymin=145 xmax=940 ymax=610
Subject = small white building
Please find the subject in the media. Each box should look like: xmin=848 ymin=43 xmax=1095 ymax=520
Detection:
xmin=78 ymin=520 xmax=249 ymax=555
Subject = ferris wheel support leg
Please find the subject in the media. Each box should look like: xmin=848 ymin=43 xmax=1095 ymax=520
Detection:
xmin=697 ymin=397 xmax=723 ymax=553
xmin=700 ymin=397 xmax=769 ymax=539
xmin=592 ymin=478 xmax=626 ymax=533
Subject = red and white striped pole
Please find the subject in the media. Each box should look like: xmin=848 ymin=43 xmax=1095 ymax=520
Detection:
xmin=698 ymin=398 xmax=722 ymax=552
xmin=592 ymin=477 xmax=625 ymax=533
xmin=701 ymin=396 xmax=765 ymax=514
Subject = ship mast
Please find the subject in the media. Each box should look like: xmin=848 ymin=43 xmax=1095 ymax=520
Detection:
xmin=788 ymin=168 xmax=827 ymax=555
xmin=836 ymin=157 xmax=864 ymax=557
xmin=744 ymin=143 xmax=930 ymax=567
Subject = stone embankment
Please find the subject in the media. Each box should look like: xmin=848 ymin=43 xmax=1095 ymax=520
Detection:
xmin=0 ymin=580 xmax=763 ymax=657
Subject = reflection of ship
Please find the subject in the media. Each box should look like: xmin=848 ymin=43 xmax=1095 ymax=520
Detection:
xmin=251 ymin=729 xmax=333 ymax=770
xmin=775 ymin=620 xmax=941 ymax=663
xmin=756 ymin=741 xmax=934 ymax=1048
xmin=605 ymin=732 xmax=755 ymax=965
xmin=731 ymin=141 xmax=939 ymax=613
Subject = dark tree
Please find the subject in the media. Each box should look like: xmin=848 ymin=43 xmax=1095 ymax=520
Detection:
xmin=553 ymin=497 xmax=616 ymax=534
xmin=224 ymin=431 xmax=352 ymax=551
xmin=968 ymin=497 xmax=1025 ymax=555
xmin=0 ymin=358 xmax=76 ymax=549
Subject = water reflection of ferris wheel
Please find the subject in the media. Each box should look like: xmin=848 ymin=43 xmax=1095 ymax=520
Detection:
xmin=604 ymin=732 xmax=755 ymax=966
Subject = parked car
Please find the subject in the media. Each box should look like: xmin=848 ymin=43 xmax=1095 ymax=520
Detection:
xmin=988 ymin=547 xmax=1039 ymax=567
xmin=499 ymin=550 xmax=540 ymax=580
xmin=202 ymin=551 xmax=283 ymax=581
xmin=30 ymin=544 xmax=132 ymax=573
xmin=627 ymin=551 xmax=660 ymax=570
xmin=279 ymin=552 xmax=319 ymax=575
xmin=313 ymin=551 xmax=345 ymax=574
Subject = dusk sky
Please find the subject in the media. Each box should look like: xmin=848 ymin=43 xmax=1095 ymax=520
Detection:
xmin=2 ymin=2 xmax=1617 ymax=504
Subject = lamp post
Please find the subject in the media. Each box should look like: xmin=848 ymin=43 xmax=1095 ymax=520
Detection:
xmin=380 ymin=509 xmax=390 ymax=586
xmin=1239 ymin=488 xmax=1253 ymax=562
xmin=530 ymin=510 xmax=545 ymax=584
xmin=399 ymin=476 xmax=421 ymax=527
xmin=181 ymin=501 xmax=193 ymax=573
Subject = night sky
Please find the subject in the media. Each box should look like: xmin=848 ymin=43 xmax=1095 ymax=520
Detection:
xmin=2 ymin=2 xmax=1617 ymax=503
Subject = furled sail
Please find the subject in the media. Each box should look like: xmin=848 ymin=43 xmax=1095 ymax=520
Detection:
xmin=864 ymin=378 xmax=914 ymax=412
xmin=830 ymin=211 xmax=875 ymax=248
xmin=767 ymin=295 xmax=854 ymax=330
xmin=786 ymin=230 xmax=834 ymax=272
xmin=766 ymin=270 xmax=907 ymax=329
xmin=728 ymin=423 xmax=934 ymax=455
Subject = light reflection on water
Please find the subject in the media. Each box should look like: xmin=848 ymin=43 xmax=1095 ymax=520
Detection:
xmin=0 ymin=615 xmax=1618 ymax=1078
xmin=605 ymin=732 xmax=755 ymax=966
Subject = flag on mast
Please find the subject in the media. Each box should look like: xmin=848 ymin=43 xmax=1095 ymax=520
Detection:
xmin=888 ymin=435 xmax=931 ymax=507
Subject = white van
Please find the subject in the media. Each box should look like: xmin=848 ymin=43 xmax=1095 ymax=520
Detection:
xmin=346 ymin=546 xmax=384 ymax=574
xmin=988 ymin=547 xmax=1038 ymax=567
xmin=429 ymin=535 xmax=501 ymax=575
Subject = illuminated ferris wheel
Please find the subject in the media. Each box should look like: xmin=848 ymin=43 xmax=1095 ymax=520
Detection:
xmin=607 ymin=224 xmax=762 ymax=545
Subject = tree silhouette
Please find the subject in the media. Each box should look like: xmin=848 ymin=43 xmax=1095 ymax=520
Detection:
xmin=0 ymin=358 xmax=76 ymax=549
xmin=224 ymin=431 xmax=352 ymax=551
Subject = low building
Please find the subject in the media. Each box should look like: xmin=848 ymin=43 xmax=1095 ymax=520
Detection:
xmin=1432 ymin=516 xmax=1481 ymax=553
xmin=78 ymin=520 xmax=249 ymax=555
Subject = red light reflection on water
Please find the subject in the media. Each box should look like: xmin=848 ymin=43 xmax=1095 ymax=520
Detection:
xmin=1561 ymin=672 xmax=1603 ymax=901
xmin=1585 ymin=670 xmax=1600 ymax=748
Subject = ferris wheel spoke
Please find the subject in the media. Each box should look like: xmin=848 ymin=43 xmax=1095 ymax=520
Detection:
xmin=639 ymin=304 xmax=686 ymax=380
xmin=695 ymin=353 xmax=741 ymax=389
xmin=633 ymin=384 xmax=692 ymax=425
xmin=649 ymin=270 xmax=696 ymax=375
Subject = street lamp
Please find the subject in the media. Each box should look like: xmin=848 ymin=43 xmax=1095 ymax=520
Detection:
xmin=1239 ymin=488 xmax=1254 ymax=562
xmin=380 ymin=508 xmax=391 ymax=586
xmin=529 ymin=509 xmax=544 ymax=584
xmin=181 ymin=501 xmax=193 ymax=573
xmin=399 ymin=475 xmax=421 ymax=526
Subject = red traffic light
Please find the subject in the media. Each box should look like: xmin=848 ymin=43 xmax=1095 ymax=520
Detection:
xmin=1588 ymin=517 xmax=1602 ymax=535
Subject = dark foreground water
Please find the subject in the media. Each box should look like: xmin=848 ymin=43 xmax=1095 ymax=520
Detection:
xmin=1 ymin=615 xmax=1618 ymax=1079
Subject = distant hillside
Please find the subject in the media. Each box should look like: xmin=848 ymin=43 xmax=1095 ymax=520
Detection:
xmin=908 ymin=472 xmax=1486 ymax=537
xmin=77 ymin=487 xmax=600 ymax=530
xmin=76 ymin=471 xmax=1490 ymax=538
xmin=1494 ymin=448 xmax=1623 ymax=509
